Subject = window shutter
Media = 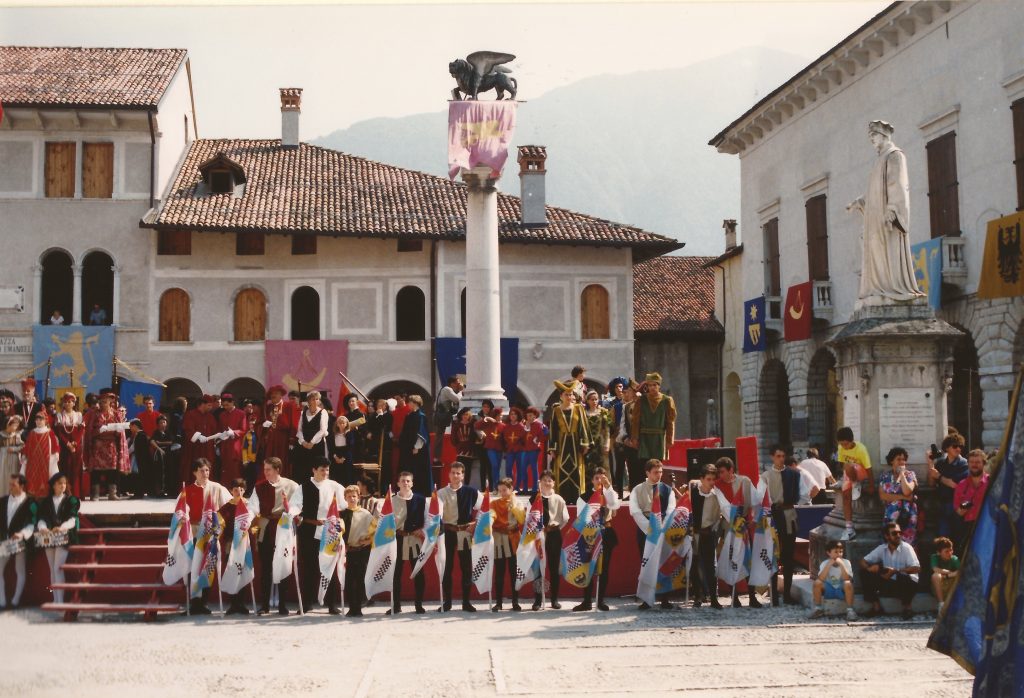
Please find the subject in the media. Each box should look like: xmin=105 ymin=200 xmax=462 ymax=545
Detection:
xmin=158 ymin=230 xmax=191 ymax=255
xmin=233 ymin=288 xmax=266 ymax=341
xmin=763 ymin=218 xmax=781 ymax=295
xmin=45 ymin=142 xmax=76 ymax=198
xmin=927 ymin=132 xmax=960 ymax=238
xmin=82 ymin=143 xmax=114 ymax=198
xmin=580 ymin=284 xmax=610 ymax=339
xmin=159 ymin=289 xmax=190 ymax=342
xmin=1013 ymin=99 xmax=1024 ymax=211
xmin=292 ymin=234 xmax=317 ymax=255
xmin=236 ymin=232 xmax=265 ymax=255
xmin=805 ymin=195 xmax=829 ymax=281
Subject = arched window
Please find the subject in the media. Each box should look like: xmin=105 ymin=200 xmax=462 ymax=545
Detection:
xmin=164 ymin=377 xmax=203 ymax=410
xmin=159 ymin=288 xmax=190 ymax=342
xmin=395 ymin=286 xmax=425 ymax=341
xmin=40 ymin=250 xmax=73 ymax=324
xmin=291 ymin=286 xmax=320 ymax=340
xmin=580 ymin=284 xmax=610 ymax=339
xmin=460 ymin=287 xmax=467 ymax=338
xmin=82 ymin=251 xmax=114 ymax=325
xmin=234 ymin=288 xmax=267 ymax=341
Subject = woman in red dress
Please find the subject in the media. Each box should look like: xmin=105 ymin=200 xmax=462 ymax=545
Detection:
xmin=83 ymin=390 xmax=127 ymax=500
xmin=22 ymin=412 xmax=59 ymax=498
xmin=53 ymin=393 xmax=84 ymax=498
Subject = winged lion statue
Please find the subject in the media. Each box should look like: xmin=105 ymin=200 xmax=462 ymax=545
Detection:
xmin=449 ymin=51 xmax=517 ymax=101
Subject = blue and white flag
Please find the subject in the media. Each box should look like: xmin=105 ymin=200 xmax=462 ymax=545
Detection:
xmin=364 ymin=490 xmax=398 ymax=600
xmin=911 ymin=238 xmax=943 ymax=310
xmin=119 ymin=379 xmax=163 ymax=421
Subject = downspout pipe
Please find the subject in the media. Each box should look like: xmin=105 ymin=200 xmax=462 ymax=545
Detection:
xmin=147 ymin=110 xmax=156 ymax=208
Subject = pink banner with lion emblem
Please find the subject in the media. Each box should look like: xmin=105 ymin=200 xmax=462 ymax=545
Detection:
xmin=265 ymin=340 xmax=347 ymax=401
xmin=448 ymin=101 xmax=517 ymax=180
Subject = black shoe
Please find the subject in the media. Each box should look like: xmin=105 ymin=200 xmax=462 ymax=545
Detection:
xmin=572 ymin=603 xmax=592 ymax=612
xmin=902 ymin=608 xmax=914 ymax=620
xmin=224 ymin=607 xmax=237 ymax=616
xmin=783 ymin=595 xmax=799 ymax=606
xmin=749 ymin=596 xmax=763 ymax=609
xmin=230 ymin=605 xmax=249 ymax=615
xmin=863 ymin=605 xmax=882 ymax=618
xmin=550 ymin=601 xmax=561 ymax=610
xmin=257 ymin=606 xmax=270 ymax=616
xmin=344 ymin=608 xmax=361 ymax=617
xmin=711 ymin=598 xmax=724 ymax=610
xmin=638 ymin=602 xmax=652 ymax=610
xmin=462 ymin=602 xmax=477 ymax=613
xmin=385 ymin=607 xmax=402 ymax=615
xmin=511 ymin=603 xmax=522 ymax=612
xmin=491 ymin=603 xmax=503 ymax=612
xmin=278 ymin=606 xmax=289 ymax=616
xmin=199 ymin=605 xmax=212 ymax=615
xmin=732 ymin=597 xmax=742 ymax=608
xmin=597 ymin=602 xmax=610 ymax=611
xmin=415 ymin=605 xmax=426 ymax=614
xmin=438 ymin=602 xmax=453 ymax=613
xmin=692 ymin=598 xmax=702 ymax=608
xmin=532 ymin=596 xmax=542 ymax=611
xmin=659 ymin=600 xmax=674 ymax=610
xmin=329 ymin=606 xmax=342 ymax=615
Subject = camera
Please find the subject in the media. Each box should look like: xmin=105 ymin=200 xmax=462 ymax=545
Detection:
xmin=960 ymin=501 xmax=973 ymax=510
xmin=929 ymin=444 xmax=941 ymax=460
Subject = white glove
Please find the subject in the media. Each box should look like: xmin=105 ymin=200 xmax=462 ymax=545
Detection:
xmin=170 ymin=443 xmax=181 ymax=452
xmin=190 ymin=432 xmax=203 ymax=443
xmin=262 ymin=420 xmax=272 ymax=428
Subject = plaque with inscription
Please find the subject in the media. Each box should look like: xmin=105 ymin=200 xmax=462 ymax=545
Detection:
xmin=842 ymin=390 xmax=861 ymax=440
xmin=0 ymin=287 xmax=24 ymax=313
xmin=879 ymin=388 xmax=936 ymax=465
xmin=0 ymin=335 xmax=31 ymax=356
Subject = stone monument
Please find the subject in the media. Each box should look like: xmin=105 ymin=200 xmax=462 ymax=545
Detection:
xmin=809 ymin=121 xmax=963 ymax=579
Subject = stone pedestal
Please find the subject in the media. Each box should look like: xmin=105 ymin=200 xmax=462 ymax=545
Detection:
xmin=809 ymin=299 xmax=962 ymax=580
xmin=460 ymin=165 xmax=507 ymax=412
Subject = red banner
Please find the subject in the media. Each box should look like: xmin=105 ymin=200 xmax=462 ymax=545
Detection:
xmin=783 ymin=281 xmax=813 ymax=342
xmin=264 ymin=340 xmax=348 ymax=401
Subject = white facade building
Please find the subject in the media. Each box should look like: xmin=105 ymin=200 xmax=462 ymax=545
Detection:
xmin=710 ymin=0 xmax=1024 ymax=457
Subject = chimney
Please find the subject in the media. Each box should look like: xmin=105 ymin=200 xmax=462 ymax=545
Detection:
xmin=723 ymin=219 xmax=738 ymax=250
xmin=517 ymin=145 xmax=547 ymax=227
xmin=280 ymin=88 xmax=302 ymax=148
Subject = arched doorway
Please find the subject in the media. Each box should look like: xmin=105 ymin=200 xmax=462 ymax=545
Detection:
xmin=221 ymin=377 xmax=265 ymax=407
xmin=723 ymin=372 xmax=742 ymax=443
xmin=395 ymin=286 xmax=425 ymax=341
xmin=291 ymin=286 xmax=320 ymax=340
xmin=368 ymin=380 xmax=432 ymax=422
xmin=81 ymin=251 xmax=113 ymax=325
xmin=759 ymin=359 xmax=792 ymax=452
xmin=949 ymin=327 xmax=983 ymax=449
xmin=164 ymin=377 xmax=203 ymax=411
xmin=807 ymin=349 xmax=839 ymax=458
xmin=580 ymin=284 xmax=610 ymax=339
xmin=40 ymin=250 xmax=73 ymax=324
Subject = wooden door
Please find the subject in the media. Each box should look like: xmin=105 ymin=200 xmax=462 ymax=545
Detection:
xmin=45 ymin=142 xmax=76 ymax=197
xmin=581 ymin=284 xmax=610 ymax=339
xmin=234 ymin=288 xmax=267 ymax=341
xmin=159 ymin=288 xmax=190 ymax=342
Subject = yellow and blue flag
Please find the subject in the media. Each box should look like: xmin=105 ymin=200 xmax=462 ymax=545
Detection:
xmin=743 ymin=297 xmax=766 ymax=353
xmin=911 ymin=238 xmax=943 ymax=310
xmin=364 ymin=490 xmax=398 ymax=600
xmin=470 ymin=490 xmax=494 ymax=594
xmin=929 ymin=367 xmax=1024 ymax=697
xmin=515 ymin=495 xmax=545 ymax=591
xmin=561 ymin=488 xmax=604 ymax=589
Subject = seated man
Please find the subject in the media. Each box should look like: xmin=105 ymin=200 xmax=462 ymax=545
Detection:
xmin=809 ymin=540 xmax=857 ymax=621
xmin=930 ymin=536 xmax=959 ymax=614
xmin=859 ymin=522 xmax=921 ymax=619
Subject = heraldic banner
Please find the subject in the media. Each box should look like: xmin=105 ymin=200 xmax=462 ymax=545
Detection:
xmin=32 ymin=325 xmax=114 ymax=398
xmin=783 ymin=281 xmax=812 ymax=342
xmin=742 ymin=297 xmax=766 ymax=353
xmin=265 ymin=340 xmax=348 ymax=400
xmin=448 ymin=101 xmax=517 ymax=180
xmin=977 ymin=211 xmax=1024 ymax=300
xmin=911 ymin=238 xmax=944 ymax=310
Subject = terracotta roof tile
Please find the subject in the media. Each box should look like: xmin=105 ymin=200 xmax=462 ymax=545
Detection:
xmin=150 ymin=139 xmax=682 ymax=254
xmin=0 ymin=46 xmax=186 ymax=108
xmin=633 ymin=256 xmax=723 ymax=334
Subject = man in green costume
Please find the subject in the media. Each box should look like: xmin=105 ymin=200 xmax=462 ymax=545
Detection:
xmin=629 ymin=373 xmax=676 ymax=462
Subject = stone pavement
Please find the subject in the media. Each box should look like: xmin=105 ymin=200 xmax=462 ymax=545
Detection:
xmin=0 ymin=598 xmax=970 ymax=697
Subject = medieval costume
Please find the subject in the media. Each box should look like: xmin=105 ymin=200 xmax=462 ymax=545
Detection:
xmin=340 ymin=495 xmax=373 ymax=617
xmin=575 ymin=486 xmax=620 ymax=611
xmin=491 ymin=490 xmax=525 ymax=611
xmin=297 ymin=470 xmax=346 ymax=612
xmin=263 ymin=386 xmax=297 ymax=478
xmin=547 ymin=381 xmax=590 ymax=503
xmin=53 ymin=396 xmax=85 ymax=498
xmin=240 ymin=401 xmax=263 ymax=493
xmin=398 ymin=400 xmax=432 ymax=495
xmin=584 ymin=398 xmax=612 ymax=472
xmin=24 ymin=421 xmax=62 ymax=501
xmin=534 ymin=490 xmax=569 ymax=609
xmin=629 ymin=373 xmax=677 ymax=462
xmin=521 ymin=412 xmax=547 ymax=493
xmin=248 ymin=473 xmax=301 ymax=614
xmin=502 ymin=412 xmax=528 ymax=492
xmin=0 ymin=422 xmax=24 ymax=497
xmin=342 ymin=395 xmax=368 ymax=463
xmin=438 ymin=481 xmax=482 ymax=611
xmin=218 ymin=495 xmax=253 ymax=614
xmin=216 ymin=395 xmax=249 ymax=486
xmin=180 ymin=397 xmax=218 ymax=484
xmin=150 ymin=420 xmax=178 ymax=496
xmin=293 ymin=403 xmax=329 ymax=483
xmin=391 ymin=489 xmax=427 ymax=613
xmin=83 ymin=392 xmax=130 ymax=500
xmin=628 ymin=474 xmax=675 ymax=608
xmin=0 ymin=486 xmax=34 ymax=607
xmin=364 ymin=403 xmax=391 ymax=490
xmin=35 ymin=475 xmax=80 ymax=603
xmin=13 ymin=378 xmax=43 ymax=440
xmin=476 ymin=410 xmax=505 ymax=490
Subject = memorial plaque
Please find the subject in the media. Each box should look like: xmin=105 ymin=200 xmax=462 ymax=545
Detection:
xmin=879 ymin=388 xmax=936 ymax=465
xmin=0 ymin=335 xmax=31 ymax=356
xmin=842 ymin=390 xmax=861 ymax=439
xmin=0 ymin=286 xmax=24 ymax=313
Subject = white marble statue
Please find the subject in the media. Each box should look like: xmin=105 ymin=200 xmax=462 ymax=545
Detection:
xmin=846 ymin=120 xmax=925 ymax=307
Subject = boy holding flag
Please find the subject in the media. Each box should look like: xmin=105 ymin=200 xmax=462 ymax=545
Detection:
xmin=491 ymin=478 xmax=525 ymax=611
xmin=534 ymin=470 xmax=569 ymax=610
xmin=219 ymin=478 xmax=255 ymax=614
xmin=438 ymin=462 xmax=483 ymax=612
xmin=574 ymin=467 xmax=619 ymax=612
xmin=391 ymin=472 xmax=428 ymax=614
xmin=341 ymin=484 xmax=374 ymax=616
xmin=247 ymin=457 xmax=302 ymax=615
xmin=629 ymin=459 xmax=675 ymax=610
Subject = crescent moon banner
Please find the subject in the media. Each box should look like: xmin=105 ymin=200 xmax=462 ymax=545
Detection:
xmin=265 ymin=340 xmax=348 ymax=399
xmin=783 ymin=281 xmax=813 ymax=342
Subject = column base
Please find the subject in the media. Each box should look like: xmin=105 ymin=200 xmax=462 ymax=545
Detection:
xmin=460 ymin=389 xmax=508 ymax=414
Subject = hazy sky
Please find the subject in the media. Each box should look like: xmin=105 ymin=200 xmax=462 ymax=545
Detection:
xmin=2 ymin=1 xmax=891 ymax=140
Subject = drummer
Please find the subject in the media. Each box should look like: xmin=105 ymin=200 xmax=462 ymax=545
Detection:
xmin=35 ymin=473 xmax=80 ymax=604
xmin=0 ymin=473 xmax=35 ymax=608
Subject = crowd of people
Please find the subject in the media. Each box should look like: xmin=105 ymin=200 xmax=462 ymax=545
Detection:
xmin=0 ymin=368 xmax=992 ymax=619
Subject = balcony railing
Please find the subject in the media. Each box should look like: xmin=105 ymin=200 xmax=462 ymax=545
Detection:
xmin=812 ymin=280 xmax=833 ymax=321
xmin=941 ymin=236 xmax=967 ymax=286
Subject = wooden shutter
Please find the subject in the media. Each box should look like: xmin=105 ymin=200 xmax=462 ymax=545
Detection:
xmin=159 ymin=288 xmax=190 ymax=342
xmin=234 ymin=288 xmax=266 ymax=341
xmin=805 ymin=195 xmax=829 ymax=281
xmin=763 ymin=218 xmax=781 ymax=295
xmin=82 ymin=143 xmax=114 ymax=198
xmin=1013 ymin=99 xmax=1024 ymax=211
xmin=926 ymin=132 xmax=960 ymax=238
xmin=158 ymin=230 xmax=191 ymax=255
xmin=236 ymin=232 xmax=265 ymax=255
xmin=45 ymin=142 xmax=76 ymax=198
xmin=292 ymin=234 xmax=317 ymax=255
xmin=581 ymin=284 xmax=610 ymax=339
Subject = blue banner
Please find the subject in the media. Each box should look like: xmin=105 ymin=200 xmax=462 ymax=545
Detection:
xmin=911 ymin=238 xmax=943 ymax=310
xmin=928 ymin=368 xmax=1024 ymax=695
xmin=434 ymin=337 xmax=519 ymax=403
xmin=743 ymin=297 xmax=766 ymax=353
xmin=32 ymin=325 xmax=114 ymax=398
xmin=119 ymin=379 xmax=164 ymax=421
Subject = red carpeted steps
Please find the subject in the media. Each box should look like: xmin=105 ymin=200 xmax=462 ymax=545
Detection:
xmin=40 ymin=526 xmax=185 ymax=621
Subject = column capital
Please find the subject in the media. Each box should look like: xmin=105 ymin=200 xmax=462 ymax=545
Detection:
xmin=72 ymin=264 xmax=83 ymax=275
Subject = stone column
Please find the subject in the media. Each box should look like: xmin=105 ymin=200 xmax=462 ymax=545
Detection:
xmin=111 ymin=264 xmax=121 ymax=326
xmin=32 ymin=264 xmax=42 ymax=324
xmin=460 ymin=165 xmax=507 ymax=409
xmin=71 ymin=264 xmax=82 ymax=325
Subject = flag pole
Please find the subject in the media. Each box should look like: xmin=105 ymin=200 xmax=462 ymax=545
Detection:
xmin=540 ymin=533 xmax=546 ymax=610
xmin=215 ymin=537 xmax=225 ymax=615
xmin=293 ymin=553 xmax=305 ymax=616
xmin=249 ymin=531 xmax=258 ymax=614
